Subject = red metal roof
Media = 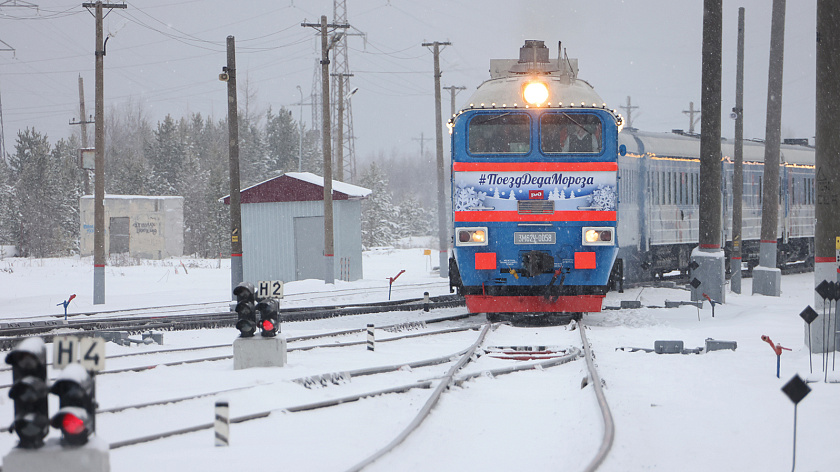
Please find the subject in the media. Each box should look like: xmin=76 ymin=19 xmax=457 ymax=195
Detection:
xmin=222 ymin=173 xmax=370 ymax=205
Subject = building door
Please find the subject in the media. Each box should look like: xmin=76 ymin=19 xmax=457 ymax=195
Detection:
xmin=109 ymin=217 xmax=130 ymax=254
xmin=294 ymin=216 xmax=324 ymax=280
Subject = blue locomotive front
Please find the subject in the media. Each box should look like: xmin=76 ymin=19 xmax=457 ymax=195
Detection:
xmin=448 ymin=40 xmax=623 ymax=317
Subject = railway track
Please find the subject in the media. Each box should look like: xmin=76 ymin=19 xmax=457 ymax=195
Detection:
xmin=96 ymin=318 xmax=611 ymax=471
xmin=0 ymin=297 xmax=615 ymax=470
xmin=0 ymin=294 xmax=466 ymax=350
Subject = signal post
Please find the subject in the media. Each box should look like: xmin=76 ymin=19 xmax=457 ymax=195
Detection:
xmin=691 ymin=0 xmax=726 ymax=305
xmin=812 ymin=1 xmax=840 ymax=353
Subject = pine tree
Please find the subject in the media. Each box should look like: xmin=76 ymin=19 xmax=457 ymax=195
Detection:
xmin=146 ymin=115 xmax=184 ymax=195
xmin=51 ymin=136 xmax=84 ymax=254
xmin=106 ymin=100 xmax=153 ymax=195
xmin=397 ymin=195 xmax=432 ymax=238
xmin=9 ymin=128 xmax=61 ymax=257
xmin=264 ymin=106 xmax=299 ymax=175
xmin=0 ymin=155 xmax=16 ymax=246
xmin=359 ymin=162 xmax=398 ymax=248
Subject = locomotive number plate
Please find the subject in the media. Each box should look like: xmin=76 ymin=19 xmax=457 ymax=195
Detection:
xmin=514 ymin=232 xmax=556 ymax=245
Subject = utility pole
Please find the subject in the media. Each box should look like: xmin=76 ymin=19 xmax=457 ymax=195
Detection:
xmin=683 ymin=101 xmax=702 ymax=134
xmin=754 ymin=0 xmax=786 ymax=297
xmin=423 ymin=41 xmax=451 ymax=278
xmin=83 ymin=1 xmax=126 ymax=305
xmin=443 ymin=85 xmax=466 ymax=118
xmin=0 ymin=40 xmax=13 ymax=162
xmin=691 ymin=0 xmax=725 ymax=305
xmin=296 ymin=85 xmax=306 ymax=172
xmin=413 ymin=132 xmax=432 ymax=160
xmin=731 ymin=7 xmax=746 ymax=294
xmin=309 ymin=59 xmax=322 ymax=157
xmin=221 ymin=35 xmax=243 ymax=296
xmin=813 ymin=0 xmax=840 ymax=353
xmin=303 ymin=16 xmax=349 ymax=284
xmin=331 ymin=72 xmax=355 ymax=182
xmin=620 ymin=96 xmax=639 ymax=129
xmin=69 ymin=75 xmax=94 ymax=195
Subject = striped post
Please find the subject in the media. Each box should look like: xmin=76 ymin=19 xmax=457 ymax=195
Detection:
xmin=215 ymin=401 xmax=230 ymax=447
xmin=367 ymin=324 xmax=375 ymax=351
xmin=423 ymin=292 xmax=430 ymax=312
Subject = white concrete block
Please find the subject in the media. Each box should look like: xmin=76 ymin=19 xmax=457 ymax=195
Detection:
xmin=3 ymin=436 xmax=110 ymax=472
xmin=233 ymin=336 xmax=287 ymax=370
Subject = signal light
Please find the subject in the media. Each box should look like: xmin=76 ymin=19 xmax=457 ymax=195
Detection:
xmin=6 ymin=337 xmax=50 ymax=449
xmin=234 ymin=282 xmax=257 ymax=338
xmin=50 ymin=408 xmax=91 ymax=446
xmin=61 ymin=411 xmax=86 ymax=435
xmin=256 ymin=298 xmax=280 ymax=337
xmin=50 ymin=363 xmax=95 ymax=446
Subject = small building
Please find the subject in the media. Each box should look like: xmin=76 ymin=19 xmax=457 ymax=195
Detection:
xmin=222 ymin=172 xmax=371 ymax=284
xmin=80 ymin=195 xmax=184 ymax=259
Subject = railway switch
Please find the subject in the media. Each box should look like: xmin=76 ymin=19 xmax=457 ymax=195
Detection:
xmin=5 ymin=337 xmax=50 ymax=449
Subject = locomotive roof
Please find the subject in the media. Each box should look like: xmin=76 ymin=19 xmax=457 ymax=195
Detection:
xmin=461 ymin=75 xmax=607 ymax=114
xmin=618 ymin=129 xmax=814 ymax=166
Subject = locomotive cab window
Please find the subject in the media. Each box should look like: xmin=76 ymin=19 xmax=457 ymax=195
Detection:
xmin=468 ymin=113 xmax=531 ymax=154
xmin=540 ymin=113 xmax=602 ymax=154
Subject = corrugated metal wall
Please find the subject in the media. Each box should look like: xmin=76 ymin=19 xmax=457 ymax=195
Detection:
xmin=242 ymin=200 xmax=363 ymax=284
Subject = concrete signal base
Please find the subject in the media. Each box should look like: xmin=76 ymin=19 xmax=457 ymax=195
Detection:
xmin=689 ymin=248 xmax=726 ymax=304
xmin=752 ymin=266 xmax=782 ymax=297
xmin=233 ymin=336 xmax=287 ymax=370
xmin=3 ymin=436 xmax=110 ymax=472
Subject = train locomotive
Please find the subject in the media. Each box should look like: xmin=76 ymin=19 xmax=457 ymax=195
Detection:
xmin=447 ymin=40 xmax=624 ymax=321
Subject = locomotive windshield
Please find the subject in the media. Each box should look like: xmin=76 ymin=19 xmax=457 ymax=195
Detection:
xmin=468 ymin=113 xmax=531 ymax=154
xmin=540 ymin=113 xmax=602 ymax=154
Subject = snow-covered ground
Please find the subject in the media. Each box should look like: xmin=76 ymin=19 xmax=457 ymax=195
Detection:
xmin=0 ymin=250 xmax=837 ymax=471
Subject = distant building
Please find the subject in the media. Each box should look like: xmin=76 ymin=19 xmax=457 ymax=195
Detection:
xmin=79 ymin=195 xmax=184 ymax=260
xmin=222 ymin=172 xmax=371 ymax=284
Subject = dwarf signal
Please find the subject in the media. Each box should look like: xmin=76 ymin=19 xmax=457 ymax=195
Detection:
xmin=50 ymin=364 xmax=96 ymax=446
xmin=256 ymin=298 xmax=280 ymax=337
xmin=5 ymin=338 xmax=50 ymax=449
xmin=234 ymin=282 xmax=257 ymax=337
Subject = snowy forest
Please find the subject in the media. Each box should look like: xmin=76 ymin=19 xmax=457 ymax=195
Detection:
xmin=0 ymin=102 xmax=436 ymax=259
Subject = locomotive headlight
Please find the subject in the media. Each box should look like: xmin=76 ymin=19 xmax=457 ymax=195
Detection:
xmin=456 ymin=227 xmax=489 ymax=246
xmin=523 ymin=81 xmax=549 ymax=106
xmin=582 ymin=227 xmax=614 ymax=246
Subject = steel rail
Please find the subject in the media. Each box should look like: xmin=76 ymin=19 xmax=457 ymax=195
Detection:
xmin=578 ymin=319 xmax=615 ymax=472
xmin=344 ymin=323 xmax=492 ymax=472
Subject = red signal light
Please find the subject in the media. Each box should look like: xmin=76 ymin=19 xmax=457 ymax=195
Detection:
xmin=261 ymin=319 xmax=275 ymax=331
xmin=62 ymin=412 xmax=85 ymax=435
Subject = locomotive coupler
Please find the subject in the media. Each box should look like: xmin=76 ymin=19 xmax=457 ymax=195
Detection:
xmin=544 ymin=267 xmax=566 ymax=302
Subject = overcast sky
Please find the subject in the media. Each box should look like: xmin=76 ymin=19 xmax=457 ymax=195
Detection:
xmin=0 ymin=0 xmax=817 ymax=168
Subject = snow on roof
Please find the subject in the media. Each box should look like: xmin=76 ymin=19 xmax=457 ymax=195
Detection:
xmin=80 ymin=195 xmax=184 ymax=200
xmin=284 ymin=172 xmax=372 ymax=198
xmin=221 ymin=172 xmax=371 ymax=204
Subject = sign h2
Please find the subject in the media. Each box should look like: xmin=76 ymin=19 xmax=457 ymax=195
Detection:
xmin=256 ymin=280 xmax=284 ymax=300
